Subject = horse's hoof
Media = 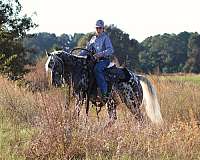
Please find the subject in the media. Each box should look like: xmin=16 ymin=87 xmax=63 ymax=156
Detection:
xmin=97 ymin=102 xmax=105 ymax=107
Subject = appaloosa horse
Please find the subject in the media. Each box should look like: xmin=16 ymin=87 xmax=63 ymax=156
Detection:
xmin=45 ymin=48 xmax=163 ymax=126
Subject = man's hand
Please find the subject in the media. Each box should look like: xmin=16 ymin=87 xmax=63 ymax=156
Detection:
xmin=93 ymin=53 xmax=103 ymax=59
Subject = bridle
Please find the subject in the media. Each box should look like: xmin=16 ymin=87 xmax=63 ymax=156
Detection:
xmin=49 ymin=53 xmax=65 ymax=85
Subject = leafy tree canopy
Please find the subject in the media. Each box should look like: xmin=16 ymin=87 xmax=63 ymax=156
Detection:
xmin=0 ymin=0 xmax=37 ymax=78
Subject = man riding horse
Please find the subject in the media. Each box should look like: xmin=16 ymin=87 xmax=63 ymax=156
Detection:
xmin=45 ymin=20 xmax=163 ymax=125
xmin=80 ymin=19 xmax=114 ymax=104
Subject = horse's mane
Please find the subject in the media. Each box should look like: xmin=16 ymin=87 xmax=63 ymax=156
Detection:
xmin=50 ymin=50 xmax=67 ymax=55
xmin=48 ymin=50 xmax=88 ymax=64
xmin=50 ymin=50 xmax=120 ymax=67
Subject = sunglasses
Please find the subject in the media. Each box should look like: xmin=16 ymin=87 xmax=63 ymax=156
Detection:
xmin=96 ymin=27 xmax=103 ymax=30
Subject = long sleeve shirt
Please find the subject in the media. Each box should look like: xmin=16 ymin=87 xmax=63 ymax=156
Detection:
xmin=80 ymin=32 xmax=114 ymax=58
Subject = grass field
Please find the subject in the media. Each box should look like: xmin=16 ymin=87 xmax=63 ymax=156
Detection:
xmin=158 ymin=74 xmax=200 ymax=84
xmin=1 ymin=70 xmax=200 ymax=159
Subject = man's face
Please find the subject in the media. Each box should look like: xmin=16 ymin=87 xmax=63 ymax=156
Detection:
xmin=96 ymin=27 xmax=103 ymax=35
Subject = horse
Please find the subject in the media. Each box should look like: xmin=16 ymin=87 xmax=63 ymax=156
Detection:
xmin=45 ymin=48 xmax=163 ymax=126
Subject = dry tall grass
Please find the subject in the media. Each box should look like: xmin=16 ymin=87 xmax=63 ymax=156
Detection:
xmin=1 ymin=61 xmax=200 ymax=159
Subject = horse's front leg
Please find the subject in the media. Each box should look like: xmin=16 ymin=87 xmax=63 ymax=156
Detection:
xmin=73 ymin=96 xmax=89 ymax=125
xmin=73 ymin=95 xmax=81 ymax=119
xmin=105 ymin=98 xmax=117 ymax=129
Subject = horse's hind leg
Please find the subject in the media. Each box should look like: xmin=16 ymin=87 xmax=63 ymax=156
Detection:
xmin=129 ymin=103 xmax=144 ymax=123
xmin=117 ymin=83 xmax=144 ymax=123
xmin=125 ymin=94 xmax=144 ymax=123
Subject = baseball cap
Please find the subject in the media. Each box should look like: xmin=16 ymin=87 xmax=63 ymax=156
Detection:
xmin=96 ymin=20 xmax=104 ymax=28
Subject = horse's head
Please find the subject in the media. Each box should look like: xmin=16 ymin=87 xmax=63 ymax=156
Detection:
xmin=45 ymin=50 xmax=66 ymax=87
xmin=45 ymin=48 xmax=96 ymax=88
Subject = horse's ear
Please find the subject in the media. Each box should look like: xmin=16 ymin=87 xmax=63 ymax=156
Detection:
xmin=45 ymin=50 xmax=50 ymax=57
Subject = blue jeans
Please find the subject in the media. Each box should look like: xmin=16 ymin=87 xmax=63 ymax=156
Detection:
xmin=94 ymin=59 xmax=110 ymax=95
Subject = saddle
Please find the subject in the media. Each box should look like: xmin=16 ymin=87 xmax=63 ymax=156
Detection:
xmin=86 ymin=54 xmax=131 ymax=106
xmin=105 ymin=63 xmax=131 ymax=83
xmin=88 ymin=62 xmax=131 ymax=105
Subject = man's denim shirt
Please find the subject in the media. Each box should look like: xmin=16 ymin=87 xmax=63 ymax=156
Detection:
xmin=80 ymin=32 xmax=114 ymax=58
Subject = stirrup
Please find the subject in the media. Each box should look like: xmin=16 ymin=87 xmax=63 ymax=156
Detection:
xmin=101 ymin=93 xmax=109 ymax=105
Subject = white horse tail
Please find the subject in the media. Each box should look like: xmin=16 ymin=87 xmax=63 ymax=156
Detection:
xmin=137 ymin=75 xmax=163 ymax=125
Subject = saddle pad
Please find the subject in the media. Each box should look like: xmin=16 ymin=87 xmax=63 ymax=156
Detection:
xmin=107 ymin=62 xmax=115 ymax=68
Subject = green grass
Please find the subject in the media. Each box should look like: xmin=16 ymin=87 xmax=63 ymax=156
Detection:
xmin=0 ymin=107 xmax=35 ymax=160
xmin=159 ymin=74 xmax=200 ymax=84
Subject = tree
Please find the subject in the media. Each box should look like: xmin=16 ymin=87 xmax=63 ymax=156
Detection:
xmin=0 ymin=0 xmax=37 ymax=78
xmin=139 ymin=33 xmax=189 ymax=73
xmin=106 ymin=25 xmax=142 ymax=70
xmin=70 ymin=33 xmax=85 ymax=49
xmin=23 ymin=32 xmax=58 ymax=62
xmin=184 ymin=33 xmax=200 ymax=73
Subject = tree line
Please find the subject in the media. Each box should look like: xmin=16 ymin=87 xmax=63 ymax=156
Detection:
xmin=24 ymin=29 xmax=200 ymax=74
xmin=1 ymin=0 xmax=200 ymax=79
xmin=140 ymin=32 xmax=200 ymax=73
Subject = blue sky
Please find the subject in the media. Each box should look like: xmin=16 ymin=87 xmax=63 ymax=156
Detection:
xmin=19 ymin=0 xmax=200 ymax=42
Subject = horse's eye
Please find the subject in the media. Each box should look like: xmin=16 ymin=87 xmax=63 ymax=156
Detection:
xmin=48 ymin=61 xmax=54 ymax=68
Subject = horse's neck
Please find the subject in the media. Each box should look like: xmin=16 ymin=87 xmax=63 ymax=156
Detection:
xmin=66 ymin=56 xmax=87 ymax=85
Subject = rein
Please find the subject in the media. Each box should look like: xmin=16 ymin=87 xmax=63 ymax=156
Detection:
xmin=51 ymin=53 xmax=65 ymax=82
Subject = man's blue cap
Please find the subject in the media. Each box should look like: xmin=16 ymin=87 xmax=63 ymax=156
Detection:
xmin=96 ymin=20 xmax=104 ymax=28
